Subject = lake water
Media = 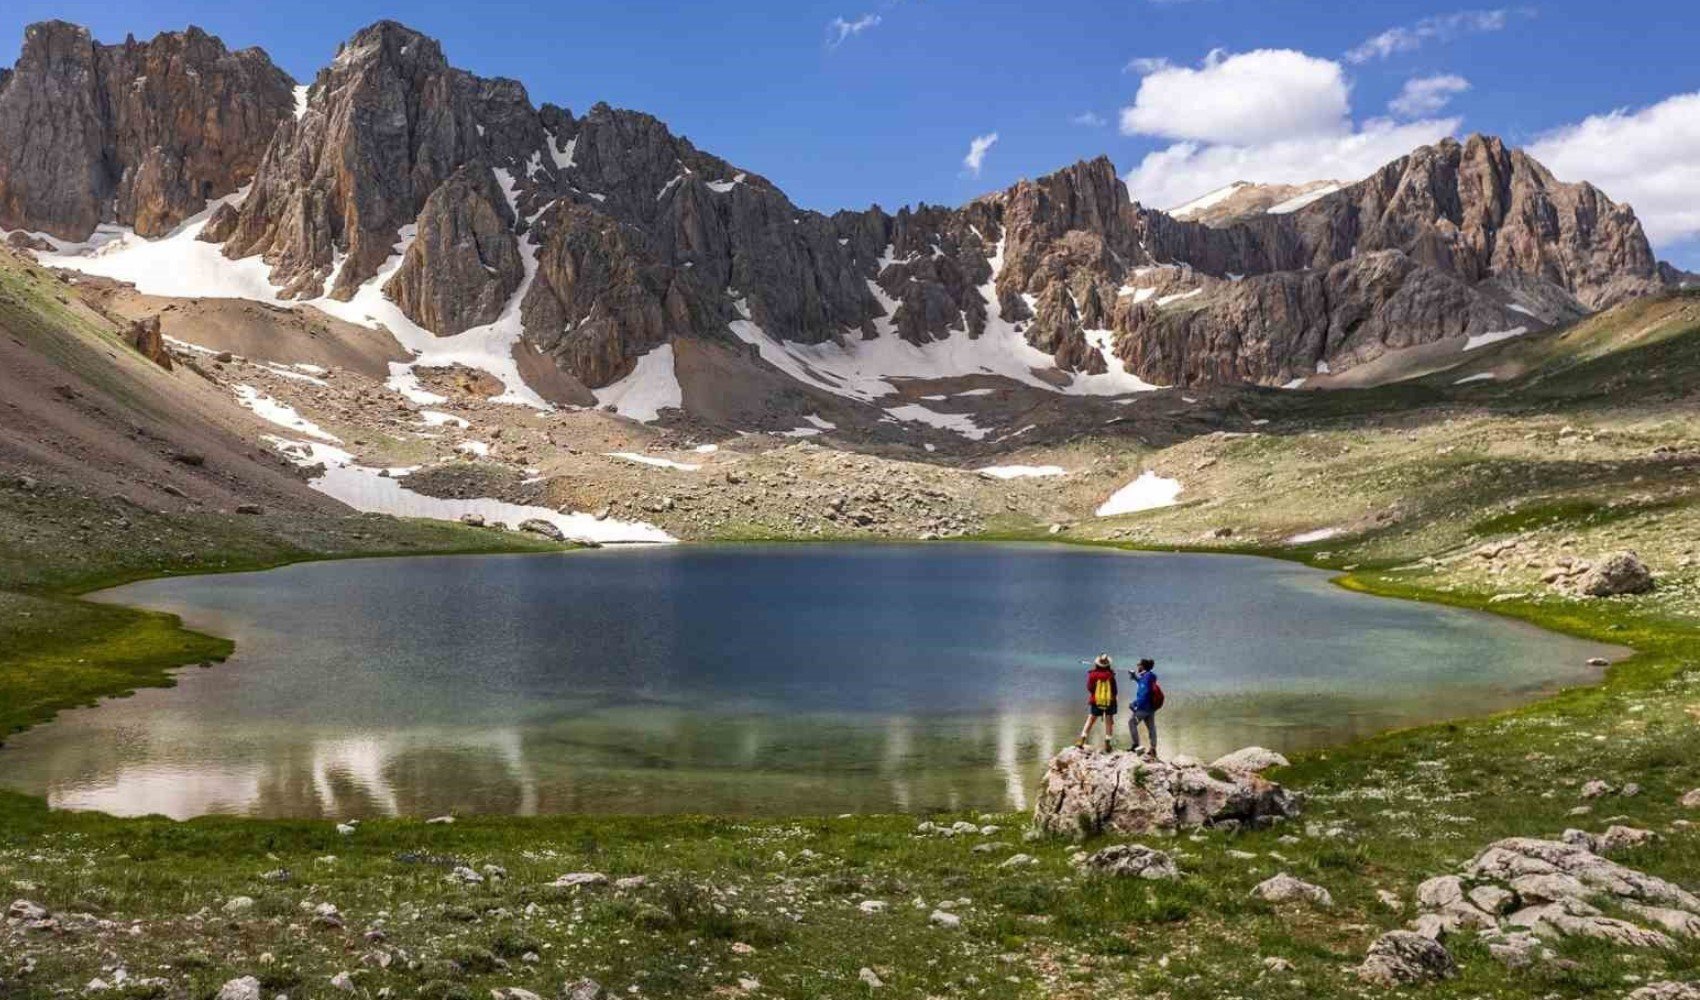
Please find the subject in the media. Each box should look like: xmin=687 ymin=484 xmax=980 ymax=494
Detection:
xmin=0 ymin=544 xmax=1619 ymax=819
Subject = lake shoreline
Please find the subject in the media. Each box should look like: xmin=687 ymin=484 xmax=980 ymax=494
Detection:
xmin=1 ymin=529 xmax=1643 ymax=819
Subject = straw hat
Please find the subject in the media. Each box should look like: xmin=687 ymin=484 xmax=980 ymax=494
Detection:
xmin=1094 ymin=653 xmax=1112 ymax=667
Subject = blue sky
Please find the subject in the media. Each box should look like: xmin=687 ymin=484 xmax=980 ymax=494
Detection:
xmin=5 ymin=1 xmax=1697 ymax=266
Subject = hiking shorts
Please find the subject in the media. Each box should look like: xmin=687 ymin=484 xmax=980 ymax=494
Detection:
xmin=1089 ymin=702 xmax=1118 ymax=717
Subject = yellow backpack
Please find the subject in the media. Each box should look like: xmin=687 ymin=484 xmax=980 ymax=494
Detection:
xmin=1092 ymin=677 xmax=1114 ymax=708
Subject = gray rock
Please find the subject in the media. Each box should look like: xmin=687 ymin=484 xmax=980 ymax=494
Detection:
xmin=214 ymin=977 xmax=262 ymax=1000
xmin=1629 ymin=983 xmax=1700 ymax=1000
xmin=518 ymin=518 xmax=565 ymax=541
xmin=1032 ymin=746 xmax=1299 ymax=839
xmin=560 ymin=979 xmax=603 ymax=1000
xmin=1208 ymin=746 xmax=1289 ymax=774
xmin=1076 ymin=843 xmax=1180 ymax=880
xmin=1577 ymin=551 xmax=1655 ymax=597
xmin=1356 ymin=930 xmax=1455 ymax=987
xmin=928 ymin=909 xmax=961 ymax=929
xmin=1251 ymin=873 xmax=1332 ymax=908
xmin=7 ymin=899 xmax=48 ymax=921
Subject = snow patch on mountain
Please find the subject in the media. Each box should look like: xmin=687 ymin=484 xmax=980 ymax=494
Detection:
xmin=593 ymin=343 xmax=682 ymax=422
xmin=1096 ymin=472 xmax=1182 ymax=517
xmin=1464 ymin=326 xmax=1528 ymax=351
xmin=232 ymin=385 xmax=340 ymax=442
xmin=263 ymin=438 xmax=673 ymax=545
xmin=1169 ymin=182 xmax=1251 ymax=219
xmin=606 ymin=452 xmax=701 ymax=471
xmin=978 ymin=465 xmax=1066 ymax=479
xmin=1267 ymin=182 xmax=1342 ymax=214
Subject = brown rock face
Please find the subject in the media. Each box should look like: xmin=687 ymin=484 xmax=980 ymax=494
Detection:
xmin=1293 ymin=135 xmax=1662 ymax=309
xmin=1115 ymin=251 xmax=1518 ymax=385
xmin=520 ymin=202 xmax=708 ymax=387
xmin=0 ymin=21 xmax=294 ymax=240
xmin=384 ymin=163 xmax=523 ymax=335
xmin=220 ymin=20 xmax=548 ymax=300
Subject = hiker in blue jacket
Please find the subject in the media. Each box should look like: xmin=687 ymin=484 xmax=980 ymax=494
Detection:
xmin=1128 ymin=658 xmax=1162 ymax=756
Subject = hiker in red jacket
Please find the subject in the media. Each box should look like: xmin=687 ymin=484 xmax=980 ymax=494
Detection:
xmin=1074 ymin=654 xmax=1119 ymax=752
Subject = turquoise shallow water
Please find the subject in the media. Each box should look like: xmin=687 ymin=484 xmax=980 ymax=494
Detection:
xmin=0 ymin=544 xmax=1619 ymax=818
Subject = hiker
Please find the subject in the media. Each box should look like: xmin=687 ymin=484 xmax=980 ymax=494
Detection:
xmin=1074 ymin=654 xmax=1119 ymax=752
xmin=1128 ymin=657 xmax=1163 ymax=755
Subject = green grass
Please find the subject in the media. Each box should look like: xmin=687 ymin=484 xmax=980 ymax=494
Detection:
xmin=0 ymin=591 xmax=231 ymax=740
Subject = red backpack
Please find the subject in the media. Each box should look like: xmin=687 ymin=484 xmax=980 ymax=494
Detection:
xmin=1149 ymin=678 xmax=1166 ymax=711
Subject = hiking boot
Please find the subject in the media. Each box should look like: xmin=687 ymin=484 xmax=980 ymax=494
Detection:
xmin=1073 ymin=737 xmax=1086 ymax=749
xmin=1101 ymin=739 xmax=1113 ymax=753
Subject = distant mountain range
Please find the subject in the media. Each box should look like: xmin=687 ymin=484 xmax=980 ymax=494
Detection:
xmin=0 ymin=19 xmax=1683 ymax=428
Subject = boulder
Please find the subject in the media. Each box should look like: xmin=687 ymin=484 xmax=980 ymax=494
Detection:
xmin=7 ymin=899 xmax=48 ymax=921
xmin=1251 ymin=873 xmax=1332 ymax=908
xmin=1356 ymin=930 xmax=1456 ymax=987
xmin=1075 ymin=843 xmax=1180 ymax=880
xmin=214 ymin=977 xmax=262 ymax=1000
xmin=562 ymin=981 xmax=604 ymax=1000
xmin=128 ymin=316 xmax=172 ymax=370
xmin=1577 ymin=551 xmax=1655 ymax=596
xmin=519 ymin=518 xmax=565 ymax=541
xmin=1630 ymin=983 xmax=1700 ymax=1000
xmin=1209 ymin=746 xmax=1289 ymax=774
xmin=1032 ymin=746 xmax=1299 ymax=839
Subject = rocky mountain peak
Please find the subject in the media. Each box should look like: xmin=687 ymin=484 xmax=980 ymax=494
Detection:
xmin=0 ymin=20 xmax=295 ymax=240
xmin=219 ymin=19 xmax=550 ymax=301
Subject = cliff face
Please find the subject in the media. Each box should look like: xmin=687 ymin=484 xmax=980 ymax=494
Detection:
xmin=0 ymin=21 xmax=295 ymax=240
xmin=0 ymin=19 xmax=1679 ymax=399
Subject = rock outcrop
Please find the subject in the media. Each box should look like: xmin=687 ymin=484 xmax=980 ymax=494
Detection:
xmin=1031 ymin=747 xmax=1299 ymax=838
xmin=384 ymin=162 xmax=523 ymax=335
xmin=129 ymin=315 xmax=171 ymax=370
xmin=1402 ymin=835 xmax=1700 ymax=970
xmin=0 ymin=21 xmax=295 ymax=240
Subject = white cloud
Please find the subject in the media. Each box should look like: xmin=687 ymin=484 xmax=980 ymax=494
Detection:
xmin=1528 ymin=91 xmax=1700 ymax=248
xmin=1124 ymin=56 xmax=1173 ymax=75
xmin=1070 ymin=111 xmax=1107 ymax=127
xmin=1125 ymin=117 xmax=1459 ymax=213
xmin=1119 ymin=49 xmax=1350 ymax=145
xmin=963 ymin=132 xmax=999 ymax=176
xmin=826 ymin=13 xmax=881 ymax=48
xmin=1389 ymin=74 xmax=1471 ymax=118
xmin=1346 ymin=9 xmax=1524 ymax=64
